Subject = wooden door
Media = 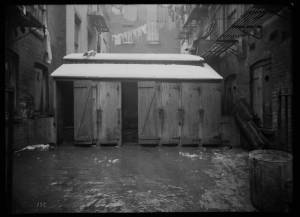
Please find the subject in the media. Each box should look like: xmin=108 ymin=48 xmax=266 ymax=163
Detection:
xmin=96 ymin=81 xmax=121 ymax=146
xmin=252 ymin=67 xmax=263 ymax=126
xmin=202 ymin=83 xmax=222 ymax=144
xmin=160 ymin=82 xmax=180 ymax=145
xmin=74 ymin=80 xmax=95 ymax=144
xmin=262 ymin=64 xmax=272 ymax=129
xmin=181 ymin=83 xmax=203 ymax=145
xmin=138 ymin=81 xmax=160 ymax=145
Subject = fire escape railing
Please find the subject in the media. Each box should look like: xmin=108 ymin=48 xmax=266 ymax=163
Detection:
xmin=199 ymin=4 xmax=288 ymax=59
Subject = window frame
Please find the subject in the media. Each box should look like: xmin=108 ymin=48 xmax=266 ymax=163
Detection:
xmin=5 ymin=50 xmax=19 ymax=112
xmin=34 ymin=63 xmax=49 ymax=115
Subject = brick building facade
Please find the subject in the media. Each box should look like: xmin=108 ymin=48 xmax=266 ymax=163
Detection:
xmin=5 ymin=5 xmax=60 ymax=150
xmin=180 ymin=4 xmax=292 ymax=151
xmin=5 ymin=5 xmax=110 ymax=148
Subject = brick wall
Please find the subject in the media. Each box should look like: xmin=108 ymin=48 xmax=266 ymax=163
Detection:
xmin=206 ymin=14 xmax=292 ymax=151
xmin=7 ymin=6 xmax=66 ymax=149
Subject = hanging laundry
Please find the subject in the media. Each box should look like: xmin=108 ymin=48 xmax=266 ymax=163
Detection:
xmin=137 ymin=27 xmax=142 ymax=37
xmin=115 ymin=34 xmax=121 ymax=45
xmin=141 ymin=24 xmax=147 ymax=34
xmin=124 ymin=32 xmax=128 ymax=43
xmin=128 ymin=31 xmax=133 ymax=43
xmin=132 ymin=29 xmax=137 ymax=38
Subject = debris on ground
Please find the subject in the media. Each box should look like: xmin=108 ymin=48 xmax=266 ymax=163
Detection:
xmin=179 ymin=151 xmax=204 ymax=160
xmin=13 ymin=146 xmax=256 ymax=213
xmin=15 ymin=144 xmax=53 ymax=153
xmin=112 ymin=159 xmax=120 ymax=164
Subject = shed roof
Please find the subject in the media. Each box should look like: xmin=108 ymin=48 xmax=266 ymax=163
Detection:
xmin=63 ymin=53 xmax=204 ymax=62
xmin=51 ymin=63 xmax=223 ymax=81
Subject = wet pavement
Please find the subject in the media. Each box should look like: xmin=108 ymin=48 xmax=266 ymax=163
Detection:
xmin=12 ymin=145 xmax=256 ymax=213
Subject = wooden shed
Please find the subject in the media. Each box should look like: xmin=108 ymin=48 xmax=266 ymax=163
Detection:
xmin=51 ymin=53 xmax=223 ymax=146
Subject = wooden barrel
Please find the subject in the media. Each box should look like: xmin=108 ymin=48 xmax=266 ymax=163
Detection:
xmin=249 ymin=149 xmax=293 ymax=212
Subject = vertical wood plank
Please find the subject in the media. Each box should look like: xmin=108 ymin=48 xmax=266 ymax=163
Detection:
xmin=73 ymin=80 xmax=94 ymax=143
xmin=92 ymin=81 xmax=97 ymax=142
xmin=53 ymin=80 xmax=58 ymax=144
xmin=200 ymin=82 xmax=222 ymax=144
xmin=138 ymin=81 xmax=160 ymax=144
xmin=160 ymin=82 xmax=180 ymax=145
xmin=97 ymin=81 xmax=121 ymax=145
xmin=181 ymin=82 xmax=202 ymax=145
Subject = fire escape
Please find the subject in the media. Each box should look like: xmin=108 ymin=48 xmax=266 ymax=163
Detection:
xmin=183 ymin=4 xmax=290 ymax=59
xmin=181 ymin=4 xmax=291 ymax=150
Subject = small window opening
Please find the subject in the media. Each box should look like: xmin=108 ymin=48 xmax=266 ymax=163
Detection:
xmin=269 ymin=30 xmax=278 ymax=41
xmin=265 ymin=75 xmax=269 ymax=82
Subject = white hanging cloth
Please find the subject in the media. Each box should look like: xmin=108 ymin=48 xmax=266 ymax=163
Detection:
xmin=112 ymin=24 xmax=148 ymax=45
xmin=115 ymin=34 xmax=121 ymax=45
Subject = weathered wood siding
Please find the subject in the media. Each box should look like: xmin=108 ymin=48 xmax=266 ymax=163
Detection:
xmin=200 ymin=83 xmax=222 ymax=144
xmin=160 ymin=82 xmax=180 ymax=144
xmin=138 ymin=81 xmax=160 ymax=144
xmin=181 ymin=83 xmax=203 ymax=145
xmin=96 ymin=81 xmax=121 ymax=145
xmin=73 ymin=80 xmax=94 ymax=144
xmin=138 ymin=81 xmax=222 ymax=145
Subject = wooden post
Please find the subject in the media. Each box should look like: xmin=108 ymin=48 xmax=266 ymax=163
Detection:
xmin=53 ymin=79 xmax=58 ymax=145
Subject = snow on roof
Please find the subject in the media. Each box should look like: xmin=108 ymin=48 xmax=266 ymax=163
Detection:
xmin=51 ymin=63 xmax=222 ymax=81
xmin=63 ymin=53 xmax=204 ymax=62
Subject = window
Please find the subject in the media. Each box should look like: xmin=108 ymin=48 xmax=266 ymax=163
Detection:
xmin=146 ymin=5 xmax=159 ymax=44
xmin=5 ymin=50 xmax=19 ymax=111
xmin=147 ymin=22 xmax=159 ymax=44
xmin=34 ymin=63 xmax=49 ymax=114
xmin=74 ymin=13 xmax=81 ymax=52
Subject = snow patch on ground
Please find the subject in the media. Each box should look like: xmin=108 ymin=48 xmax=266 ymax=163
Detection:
xmin=179 ymin=151 xmax=205 ymax=160
xmin=15 ymin=144 xmax=52 ymax=152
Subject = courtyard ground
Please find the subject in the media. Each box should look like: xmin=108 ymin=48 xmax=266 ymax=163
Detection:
xmin=12 ymin=145 xmax=256 ymax=213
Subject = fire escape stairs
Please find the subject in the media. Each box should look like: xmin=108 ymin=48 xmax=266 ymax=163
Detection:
xmin=232 ymin=95 xmax=273 ymax=150
xmin=197 ymin=4 xmax=287 ymax=59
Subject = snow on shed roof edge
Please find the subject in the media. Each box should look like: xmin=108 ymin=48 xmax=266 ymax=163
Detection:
xmin=63 ymin=53 xmax=204 ymax=62
xmin=51 ymin=63 xmax=223 ymax=81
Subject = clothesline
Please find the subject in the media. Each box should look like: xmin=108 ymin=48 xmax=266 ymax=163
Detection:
xmin=112 ymin=24 xmax=147 ymax=45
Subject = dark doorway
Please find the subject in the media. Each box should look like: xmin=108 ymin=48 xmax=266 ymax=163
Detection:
xmin=122 ymin=81 xmax=138 ymax=144
xmin=60 ymin=81 xmax=74 ymax=144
